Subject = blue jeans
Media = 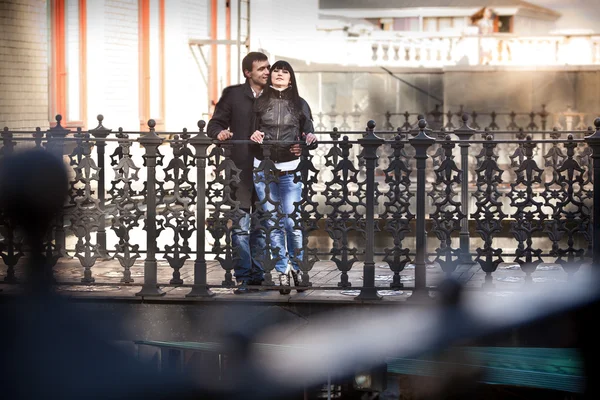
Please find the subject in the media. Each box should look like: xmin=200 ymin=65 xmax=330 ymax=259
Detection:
xmin=231 ymin=209 xmax=265 ymax=283
xmin=254 ymin=171 xmax=303 ymax=274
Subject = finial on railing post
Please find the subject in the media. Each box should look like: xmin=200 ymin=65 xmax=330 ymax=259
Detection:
xmin=355 ymin=120 xmax=384 ymax=301
xmin=331 ymin=126 xmax=340 ymax=141
xmin=187 ymin=119 xmax=214 ymax=298
xmin=584 ymin=118 xmax=600 ymax=274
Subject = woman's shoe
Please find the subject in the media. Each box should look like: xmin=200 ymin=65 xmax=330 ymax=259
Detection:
xmin=290 ymin=269 xmax=307 ymax=293
xmin=279 ymin=273 xmax=291 ymax=295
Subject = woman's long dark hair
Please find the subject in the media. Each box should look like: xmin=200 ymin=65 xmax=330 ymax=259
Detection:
xmin=266 ymin=60 xmax=303 ymax=111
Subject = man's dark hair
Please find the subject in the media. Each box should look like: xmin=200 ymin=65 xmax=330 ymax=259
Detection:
xmin=241 ymin=52 xmax=268 ymax=78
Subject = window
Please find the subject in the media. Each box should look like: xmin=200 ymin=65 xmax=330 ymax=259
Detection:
xmin=498 ymin=15 xmax=513 ymax=33
xmin=422 ymin=17 xmax=468 ymax=33
xmin=379 ymin=18 xmax=393 ymax=31
xmin=138 ymin=0 xmax=165 ymax=130
xmin=50 ymin=0 xmax=87 ymax=128
xmin=393 ymin=17 xmax=419 ymax=32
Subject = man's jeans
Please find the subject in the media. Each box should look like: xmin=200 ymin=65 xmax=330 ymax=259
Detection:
xmin=254 ymin=171 xmax=303 ymax=275
xmin=231 ymin=209 xmax=265 ymax=283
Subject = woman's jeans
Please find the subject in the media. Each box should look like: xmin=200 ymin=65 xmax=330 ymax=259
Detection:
xmin=254 ymin=171 xmax=303 ymax=275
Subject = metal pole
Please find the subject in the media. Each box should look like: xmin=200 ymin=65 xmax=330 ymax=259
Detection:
xmin=408 ymin=119 xmax=435 ymax=301
xmin=356 ymin=120 xmax=384 ymax=301
xmin=187 ymin=120 xmax=214 ymax=298
xmin=454 ymin=113 xmax=476 ymax=264
xmin=136 ymin=119 xmax=165 ymax=297
xmin=89 ymin=114 xmax=111 ymax=259
xmin=46 ymin=115 xmax=69 ymax=259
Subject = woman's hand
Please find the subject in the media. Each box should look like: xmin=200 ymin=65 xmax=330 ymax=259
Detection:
xmin=250 ymin=130 xmax=265 ymax=144
xmin=304 ymin=133 xmax=317 ymax=145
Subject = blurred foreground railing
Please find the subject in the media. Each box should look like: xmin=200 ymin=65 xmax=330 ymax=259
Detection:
xmin=0 ymin=114 xmax=599 ymax=300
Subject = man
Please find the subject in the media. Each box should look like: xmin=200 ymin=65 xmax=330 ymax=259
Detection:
xmin=207 ymin=52 xmax=270 ymax=294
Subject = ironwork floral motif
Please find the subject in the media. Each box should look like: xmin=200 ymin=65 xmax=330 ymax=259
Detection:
xmin=472 ymin=136 xmax=506 ymax=287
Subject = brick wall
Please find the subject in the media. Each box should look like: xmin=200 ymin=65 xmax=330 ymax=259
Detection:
xmin=0 ymin=0 xmax=49 ymax=130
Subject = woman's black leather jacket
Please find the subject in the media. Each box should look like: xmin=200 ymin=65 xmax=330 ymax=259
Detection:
xmin=252 ymin=86 xmax=314 ymax=163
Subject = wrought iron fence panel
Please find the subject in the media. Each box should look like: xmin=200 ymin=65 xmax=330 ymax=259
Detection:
xmin=66 ymin=131 xmax=103 ymax=283
xmin=205 ymin=142 xmax=243 ymax=287
xmin=321 ymin=135 xmax=367 ymax=287
xmin=380 ymin=135 xmax=414 ymax=289
xmin=541 ymin=134 xmax=591 ymax=277
xmin=507 ymin=137 xmax=551 ymax=282
xmin=472 ymin=135 xmax=506 ymax=288
xmin=108 ymin=129 xmax=143 ymax=283
xmin=429 ymin=135 xmax=464 ymax=276
xmin=292 ymin=142 xmax=322 ymax=288
xmin=158 ymin=133 xmax=196 ymax=285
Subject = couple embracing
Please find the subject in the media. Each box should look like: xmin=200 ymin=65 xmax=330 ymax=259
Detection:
xmin=207 ymin=52 xmax=317 ymax=295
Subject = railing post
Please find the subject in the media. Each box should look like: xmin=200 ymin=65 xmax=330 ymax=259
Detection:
xmin=136 ymin=119 xmax=165 ymax=297
xmin=187 ymin=120 xmax=214 ymax=298
xmin=356 ymin=120 xmax=384 ymax=301
xmin=46 ymin=115 xmax=69 ymax=257
xmin=454 ymin=113 xmax=476 ymax=264
xmin=408 ymin=119 xmax=436 ymax=301
xmin=1 ymin=127 xmax=18 ymax=284
xmin=584 ymin=118 xmax=600 ymax=274
xmin=89 ymin=114 xmax=111 ymax=258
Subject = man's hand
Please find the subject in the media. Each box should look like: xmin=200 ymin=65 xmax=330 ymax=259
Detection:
xmin=216 ymin=129 xmax=232 ymax=141
xmin=290 ymin=132 xmax=318 ymax=156
xmin=250 ymin=130 xmax=265 ymax=144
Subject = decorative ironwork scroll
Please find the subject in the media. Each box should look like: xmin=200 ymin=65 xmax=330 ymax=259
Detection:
xmin=109 ymin=130 xmax=143 ymax=283
xmin=381 ymin=135 xmax=413 ymax=288
xmin=508 ymin=137 xmax=545 ymax=282
xmin=323 ymin=136 xmax=364 ymax=287
xmin=542 ymin=134 xmax=589 ymax=276
xmin=206 ymin=142 xmax=243 ymax=287
xmin=472 ymin=135 xmax=506 ymax=287
xmin=429 ymin=135 xmax=464 ymax=276
xmin=67 ymin=133 xmax=103 ymax=283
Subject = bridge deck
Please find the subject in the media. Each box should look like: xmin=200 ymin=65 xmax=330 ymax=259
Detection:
xmin=0 ymin=258 xmax=587 ymax=303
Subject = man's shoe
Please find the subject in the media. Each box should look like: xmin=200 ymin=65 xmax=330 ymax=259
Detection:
xmin=234 ymin=281 xmax=256 ymax=294
xmin=290 ymin=269 xmax=307 ymax=293
xmin=279 ymin=273 xmax=291 ymax=295
xmin=248 ymin=277 xmax=264 ymax=286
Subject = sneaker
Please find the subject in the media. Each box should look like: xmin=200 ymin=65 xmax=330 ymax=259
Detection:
xmin=290 ymin=269 xmax=307 ymax=293
xmin=279 ymin=273 xmax=291 ymax=295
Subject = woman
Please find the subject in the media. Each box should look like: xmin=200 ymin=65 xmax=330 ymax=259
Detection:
xmin=250 ymin=60 xmax=317 ymax=294
xmin=476 ymin=7 xmax=495 ymax=65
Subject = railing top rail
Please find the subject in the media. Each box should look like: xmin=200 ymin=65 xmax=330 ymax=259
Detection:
xmin=1 ymin=131 xmax=594 ymax=140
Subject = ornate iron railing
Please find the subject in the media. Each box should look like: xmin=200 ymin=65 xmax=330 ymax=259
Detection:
xmin=1 ymin=114 xmax=599 ymax=300
xmin=313 ymin=104 xmax=592 ymax=133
